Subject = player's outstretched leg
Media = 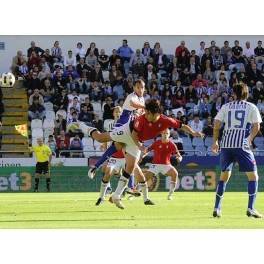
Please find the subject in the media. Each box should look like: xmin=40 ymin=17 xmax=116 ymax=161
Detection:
xmin=246 ymin=172 xmax=262 ymax=218
xmin=96 ymin=180 xmax=109 ymax=206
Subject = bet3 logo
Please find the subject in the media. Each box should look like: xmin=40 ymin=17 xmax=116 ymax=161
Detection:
xmin=0 ymin=72 xmax=15 ymax=87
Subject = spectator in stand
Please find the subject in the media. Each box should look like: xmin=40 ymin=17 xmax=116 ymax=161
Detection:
xmin=209 ymin=40 xmax=220 ymax=56
xmin=154 ymin=48 xmax=168 ymax=74
xmin=26 ymin=72 xmax=41 ymax=95
xmin=102 ymin=81 xmax=113 ymax=97
xmin=188 ymin=56 xmax=200 ymax=81
xmin=117 ymin=39 xmax=134 ymax=63
xmin=115 ymin=57 xmax=125 ymax=75
xmin=109 ymin=49 xmax=122 ymax=66
xmin=201 ymin=48 xmax=213 ymax=72
xmin=92 ymin=113 xmax=103 ymax=131
xmin=203 ymin=62 xmax=215 ymax=83
xmin=103 ymin=96 xmax=114 ymax=120
xmin=75 ymin=42 xmax=86 ymax=62
xmin=197 ymin=41 xmax=206 ymax=58
xmin=98 ymin=49 xmax=109 ymax=70
xmin=80 ymin=97 xmax=94 ymax=115
xmin=40 ymin=79 xmax=55 ymax=102
xmin=76 ymin=74 xmax=89 ymax=93
xmin=27 ymin=41 xmax=44 ymax=58
xmin=198 ymin=96 xmax=212 ymax=118
xmin=203 ymin=115 xmax=213 ymax=136
xmin=257 ymin=98 xmax=264 ymax=114
xmin=28 ymin=87 xmax=43 ymax=105
xmin=67 ymin=110 xmax=79 ymax=124
xmin=64 ymin=50 xmax=76 ymax=68
xmin=51 ymin=41 xmax=63 ymax=63
xmin=170 ymin=67 xmax=179 ymax=84
xmin=18 ymin=60 xmax=29 ymax=78
xmin=28 ymin=51 xmax=41 ymax=69
xmin=196 ymin=81 xmax=208 ymax=98
xmin=175 ymin=40 xmax=190 ymax=58
xmin=11 ymin=50 xmax=27 ymax=75
xmin=69 ymin=134 xmax=83 ymax=157
xmin=162 ymin=90 xmax=172 ymax=111
xmin=211 ymin=96 xmax=223 ymax=117
xmin=109 ymin=65 xmax=123 ymax=87
xmin=246 ymin=63 xmax=262 ymax=87
xmin=53 ymin=89 xmax=69 ymax=112
xmin=185 ymin=84 xmax=198 ymax=103
xmin=189 ymin=115 xmax=204 ymax=133
xmin=47 ymin=135 xmax=57 ymax=155
xmin=243 ymin=41 xmax=255 ymax=59
xmin=142 ymin=41 xmax=152 ymax=58
xmin=252 ymin=81 xmax=264 ymax=104
xmin=41 ymin=49 xmax=53 ymax=68
xmin=89 ymin=81 xmax=102 ymax=101
xmin=171 ymin=90 xmax=186 ymax=108
xmin=212 ymin=48 xmax=223 ymax=70
xmin=85 ymin=42 xmax=99 ymax=58
xmin=76 ymin=58 xmax=90 ymax=77
xmin=56 ymin=130 xmax=70 ymax=157
xmin=229 ymin=72 xmax=239 ymax=88
xmin=91 ymin=64 xmax=104 ymax=83
xmin=54 ymin=113 xmax=67 ymax=136
xmin=177 ymin=50 xmax=189 ymax=71
xmin=215 ymin=64 xmax=228 ymax=82
xmin=144 ymin=64 xmax=156 ymax=84
xmin=28 ymin=98 xmax=46 ymax=120
xmin=192 ymin=73 xmax=208 ymax=88
xmin=53 ymin=71 xmax=66 ymax=94
xmin=130 ymin=49 xmax=145 ymax=68
xmin=68 ymin=96 xmax=80 ymax=113
xmin=78 ymin=105 xmax=93 ymax=124
xmin=179 ymin=67 xmax=191 ymax=86
xmin=220 ymin=40 xmax=232 ymax=58
xmin=63 ymin=65 xmax=79 ymax=79
xmin=232 ymin=40 xmax=243 ymax=58
xmin=151 ymin=42 xmax=161 ymax=57
xmin=85 ymin=50 xmax=98 ymax=69
xmin=254 ymin=40 xmax=264 ymax=63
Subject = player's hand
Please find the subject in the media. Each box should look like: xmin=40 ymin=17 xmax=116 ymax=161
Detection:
xmin=211 ymin=142 xmax=219 ymax=154
xmin=176 ymin=153 xmax=183 ymax=163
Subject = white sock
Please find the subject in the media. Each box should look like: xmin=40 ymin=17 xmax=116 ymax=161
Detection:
xmin=113 ymin=175 xmax=128 ymax=199
xmin=99 ymin=181 xmax=109 ymax=199
xmin=169 ymin=181 xmax=177 ymax=196
xmin=138 ymin=182 xmax=148 ymax=202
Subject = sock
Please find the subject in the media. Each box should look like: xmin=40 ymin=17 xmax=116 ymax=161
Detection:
xmin=169 ymin=181 xmax=177 ymax=196
xmin=113 ymin=175 xmax=129 ymax=199
xmin=46 ymin=178 xmax=51 ymax=190
xmin=138 ymin=182 xmax=148 ymax=202
xmin=214 ymin=180 xmax=226 ymax=210
xmin=34 ymin=178 xmax=40 ymax=190
xmin=248 ymin=181 xmax=258 ymax=210
xmin=94 ymin=144 xmax=117 ymax=169
xmin=99 ymin=180 xmax=109 ymax=199
xmin=128 ymin=174 xmax=135 ymax=189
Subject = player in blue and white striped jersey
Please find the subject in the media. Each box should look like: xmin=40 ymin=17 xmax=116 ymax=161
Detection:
xmin=212 ymin=83 xmax=263 ymax=218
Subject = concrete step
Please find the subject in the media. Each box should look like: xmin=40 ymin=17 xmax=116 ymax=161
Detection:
xmin=4 ymin=107 xmax=28 ymax=112
xmin=2 ymin=116 xmax=28 ymax=123
xmin=2 ymin=135 xmax=27 ymax=140
xmin=3 ymin=93 xmax=27 ymax=99
xmin=0 ymin=153 xmax=30 ymax=158
xmin=5 ymin=104 xmax=28 ymax=110
xmin=2 ymin=112 xmax=28 ymax=118
xmin=1 ymin=125 xmax=31 ymax=135
xmin=3 ymin=99 xmax=28 ymax=105
xmin=2 ymin=119 xmax=28 ymax=126
xmin=1 ymin=138 xmax=28 ymax=144
xmin=1 ymin=144 xmax=29 ymax=152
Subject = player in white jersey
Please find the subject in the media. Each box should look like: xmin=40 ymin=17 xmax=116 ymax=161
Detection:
xmin=88 ymin=80 xmax=145 ymax=192
xmin=212 ymin=83 xmax=263 ymax=218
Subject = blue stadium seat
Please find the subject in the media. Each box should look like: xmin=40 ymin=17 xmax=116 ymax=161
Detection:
xmin=204 ymin=137 xmax=213 ymax=147
xmin=182 ymin=137 xmax=192 ymax=146
xmin=192 ymin=137 xmax=205 ymax=147
xmin=195 ymin=145 xmax=207 ymax=156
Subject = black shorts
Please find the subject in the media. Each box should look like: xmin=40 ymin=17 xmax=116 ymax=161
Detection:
xmin=35 ymin=161 xmax=49 ymax=174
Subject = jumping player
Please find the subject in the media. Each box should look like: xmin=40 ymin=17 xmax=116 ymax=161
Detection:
xmin=212 ymin=83 xmax=263 ymax=218
xmin=144 ymin=128 xmax=182 ymax=200
xmin=88 ymin=79 xmax=145 ymax=184
xmin=72 ymin=99 xmax=204 ymax=209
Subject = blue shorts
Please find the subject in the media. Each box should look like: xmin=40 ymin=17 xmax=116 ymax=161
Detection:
xmin=220 ymin=148 xmax=257 ymax=172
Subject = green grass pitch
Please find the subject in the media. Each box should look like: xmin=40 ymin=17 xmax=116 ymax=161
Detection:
xmin=0 ymin=192 xmax=263 ymax=228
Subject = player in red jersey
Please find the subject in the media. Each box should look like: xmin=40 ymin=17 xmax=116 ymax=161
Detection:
xmin=144 ymin=128 xmax=182 ymax=200
xmin=71 ymin=99 xmax=203 ymax=209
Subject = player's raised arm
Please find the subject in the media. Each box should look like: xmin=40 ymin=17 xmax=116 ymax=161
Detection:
xmin=181 ymin=124 xmax=204 ymax=138
xmin=130 ymin=99 xmax=145 ymax=110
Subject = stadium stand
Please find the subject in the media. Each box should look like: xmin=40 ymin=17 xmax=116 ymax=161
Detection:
xmin=4 ymin=38 xmax=264 ymax=157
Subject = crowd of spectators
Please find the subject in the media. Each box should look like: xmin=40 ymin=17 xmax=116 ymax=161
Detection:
xmin=10 ymin=38 xmax=264 ymax=156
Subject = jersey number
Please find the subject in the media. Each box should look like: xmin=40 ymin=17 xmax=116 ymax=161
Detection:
xmin=116 ymin=131 xmax=124 ymax=135
xmin=228 ymin=110 xmax=245 ymax=128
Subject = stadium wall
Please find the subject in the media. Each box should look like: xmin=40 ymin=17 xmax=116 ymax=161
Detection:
xmin=0 ymin=157 xmax=263 ymax=192
xmin=0 ymin=35 xmax=263 ymax=73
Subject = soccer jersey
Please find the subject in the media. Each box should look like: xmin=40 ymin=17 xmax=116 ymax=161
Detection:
xmin=149 ymin=140 xmax=178 ymax=165
xmin=31 ymin=145 xmax=52 ymax=162
xmin=215 ymin=101 xmax=262 ymax=148
xmin=133 ymin=114 xmax=182 ymax=142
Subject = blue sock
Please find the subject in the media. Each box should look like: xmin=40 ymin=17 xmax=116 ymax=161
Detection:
xmin=128 ymin=175 xmax=134 ymax=189
xmin=214 ymin=180 xmax=226 ymax=210
xmin=94 ymin=144 xmax=117 ymax=169
xmin=248 ymin=181 xmax=258 ymax=210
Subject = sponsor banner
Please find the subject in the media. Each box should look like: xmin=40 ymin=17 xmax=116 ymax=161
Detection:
xmin=0 ymin=158 xmax=88 ymax=167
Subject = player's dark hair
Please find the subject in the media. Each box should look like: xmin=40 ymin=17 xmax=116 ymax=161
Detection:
xmin=233 ymin=83 xmax=248 ymax=101
xmin=134 ymin=79 xmax=145 ymax=87
xmin=145 ymin=99 xmax=161 ymax=114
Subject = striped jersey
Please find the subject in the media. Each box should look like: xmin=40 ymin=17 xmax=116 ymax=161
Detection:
xmin=215 ymin=100 xmax=262 ymax=148
xmin=122 ymin=92 xmax=145 ymax=114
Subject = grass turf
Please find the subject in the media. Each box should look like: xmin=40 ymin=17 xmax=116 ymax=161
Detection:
xmin=0 ymin=192 xmax=263 ymax=228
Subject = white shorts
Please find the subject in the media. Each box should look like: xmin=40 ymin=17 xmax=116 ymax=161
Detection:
xmin=147 ymin=164 xmax=174 ymax=175
xmin=109 ymin=122 xmax=141 ymax=160
xmin=106 ymin=157 xmax=126 ymax=174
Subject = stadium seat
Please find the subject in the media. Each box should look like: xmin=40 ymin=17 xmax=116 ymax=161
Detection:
xmin=192 ymin=137 xmax=205 ymax=147
xmin=183 ymin=145 xmax=195 ymax=156
xmin=204 ymin=137 xmax=213 ymax=147
xmin=102 ymin=70 xmax=109 ymax=81
xmin=182 ymin=137 xmax=192 ymax=146
xmin=43 ymin=119 xmax=55 ymax=129
xmin=45 ymin=111 xmax=56 ymax=121
xmin=31 ymin=119 xmax=43 ymax=129
xmin=43 ymin=128 xmax=54 ymax=138
xmin=82 ymin=137 xmax=94 ymax=147
xmin=195 ymin=145 xmax=207 ymax=156
xmin=32 ymin=128 xmax=44 ymax=138
xmin=92 ymin=102 xmax=103 ymax=119
xmin=79 ymin=94 xmax=87 ymax=103
xmin=44 ymin=102 xmax=54 ymax=111
xmin=55 ymin=109 xmax=67 ymax=120
xmin=254 ymin=137 xmax=264 ymax=148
